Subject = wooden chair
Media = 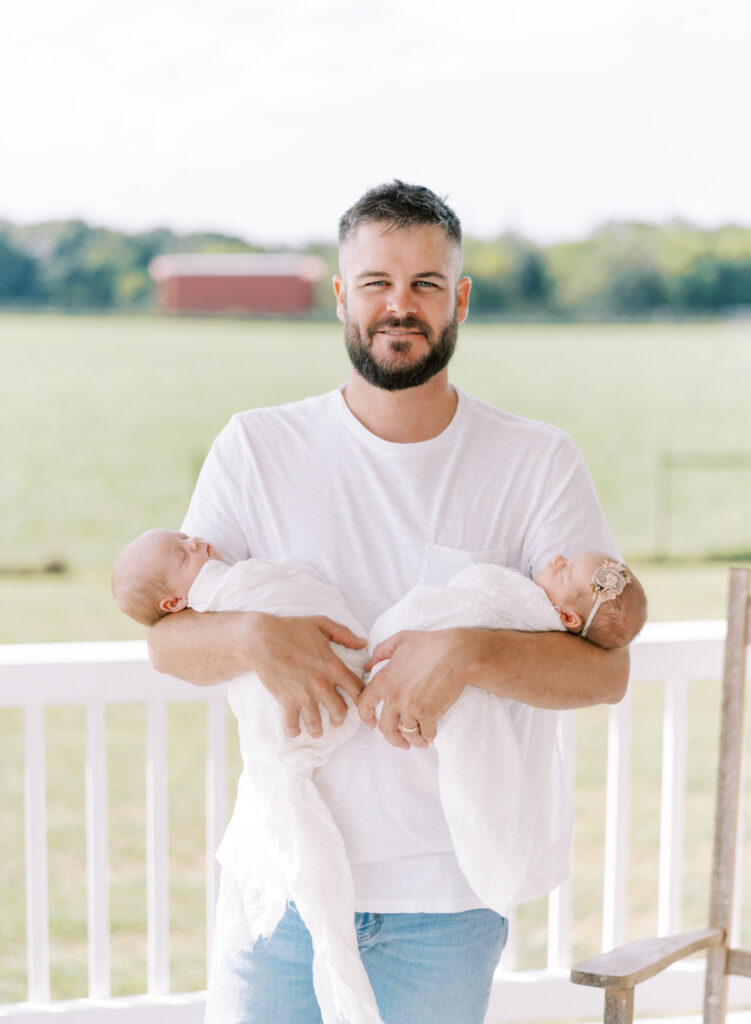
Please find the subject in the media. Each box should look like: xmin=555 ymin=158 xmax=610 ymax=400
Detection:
xmin=570 ymin=567 xmax=751 ymax=1024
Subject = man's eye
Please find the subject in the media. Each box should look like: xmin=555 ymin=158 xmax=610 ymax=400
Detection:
xmin=415 ymin=280 xmax=438 ymax=289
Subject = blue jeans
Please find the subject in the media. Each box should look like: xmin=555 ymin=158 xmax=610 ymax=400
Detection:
xmin=205 ymin=903 xmax=507 ymax=1023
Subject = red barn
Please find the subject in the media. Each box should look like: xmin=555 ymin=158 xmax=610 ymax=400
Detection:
xmin=149 ymin=253 xmax=326 ymax=315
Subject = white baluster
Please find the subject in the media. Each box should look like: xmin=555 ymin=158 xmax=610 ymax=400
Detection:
xmin=86 ymin=701 xmax=111 ymax=996
xmin=602 ymin=690 xmax=632 ymax=951
xmin=658 ymin=676 xmax=687 ymax=935
xmin=146 ymin=699 xmax=170 ymax=994
xmin=24 ymin=703 xmax=50 ymax=1002
xmin=205 ymin=696 xmax=227 ymax=976
xmin=547 ymin=710 xmax=576 ymax=968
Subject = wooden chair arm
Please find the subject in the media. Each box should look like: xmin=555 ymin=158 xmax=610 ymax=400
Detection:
xmin=571 ymin=927 xmax=724 ymax=991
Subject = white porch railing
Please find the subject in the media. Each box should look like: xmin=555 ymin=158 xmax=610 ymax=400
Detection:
xmin=1 ymin=624 xmax=750 ymax=1023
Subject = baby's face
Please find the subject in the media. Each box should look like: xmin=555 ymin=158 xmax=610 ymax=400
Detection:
xmin=533 ymin=550 xmax=610 ymax=609
xmin=134 ymin=529 xmax=219 ymax=598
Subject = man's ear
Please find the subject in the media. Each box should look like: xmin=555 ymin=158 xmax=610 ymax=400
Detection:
xmin=332 ymin=275 xmax=346 ymax=323
xmin=558 ymin=607 xmax=583 ymax=633
xmin=159 ymin=595 xmax=188 ymax=614
xmin=456 ymin=275 xmax=471 ymax=324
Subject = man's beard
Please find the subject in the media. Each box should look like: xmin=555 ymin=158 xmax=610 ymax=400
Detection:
xmin=344 ymin=311 xmax=458 ymax=391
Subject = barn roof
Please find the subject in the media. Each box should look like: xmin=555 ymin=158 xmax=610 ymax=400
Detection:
xmin=149 ymin=252 xmax=326 ymax=281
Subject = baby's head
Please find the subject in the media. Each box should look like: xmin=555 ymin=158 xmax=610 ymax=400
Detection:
xmin=534 ymin=550 xmax=647 ymax=649
xmin=112 ymin=529 xmax=219 ymax=626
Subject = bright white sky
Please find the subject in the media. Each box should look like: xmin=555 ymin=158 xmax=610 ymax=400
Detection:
xmin=2 ymin=0 xmax=749 ymax=245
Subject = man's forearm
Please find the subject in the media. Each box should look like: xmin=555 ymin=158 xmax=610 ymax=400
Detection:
xmin=359 ymin=624 xmax=629 ymax=747
xmin=462 ymin=627 xmax=630 ymax=708
xmin=147 ymin=609 xmax=253 ymax=685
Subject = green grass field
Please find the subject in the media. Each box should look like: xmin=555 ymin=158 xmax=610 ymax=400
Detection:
xmin=3 ymin=313 xmax=751 ymax=643
xmin=2 ymin=313 xmax=751 ymax=1002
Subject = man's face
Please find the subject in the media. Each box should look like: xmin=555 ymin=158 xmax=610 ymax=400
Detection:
xmin=333 ymin=222 xmax=471 ymax=391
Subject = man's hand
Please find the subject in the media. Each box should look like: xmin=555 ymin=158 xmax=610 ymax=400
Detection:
xmin=358 ymin=628 xmax=469 ymax=750
xmin=250 ymin=613 xmax=367 ymax=739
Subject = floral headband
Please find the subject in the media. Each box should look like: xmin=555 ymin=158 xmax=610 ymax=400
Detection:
xmin=580 ymin=560 xmax=632 ymax=639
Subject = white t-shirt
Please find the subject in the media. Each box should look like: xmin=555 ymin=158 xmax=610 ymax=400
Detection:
xmin=182 ymin=385 xmax=617 ymax=912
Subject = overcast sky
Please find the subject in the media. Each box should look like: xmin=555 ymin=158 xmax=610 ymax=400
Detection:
xmin=2 ymin=0 xmax=749 ymax=245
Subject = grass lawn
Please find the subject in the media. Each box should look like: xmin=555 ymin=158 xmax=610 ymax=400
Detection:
xmin=4 ymin=313 xmax=751 ymax=641
xmin=2 ymin=313 xmax=751 ymax=1001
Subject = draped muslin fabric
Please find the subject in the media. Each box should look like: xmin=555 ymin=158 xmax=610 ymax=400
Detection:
xmin=190 ymin=558 xmax=382 ymax=1024
xmin=368 ymin=562 xmax=571 ymax=915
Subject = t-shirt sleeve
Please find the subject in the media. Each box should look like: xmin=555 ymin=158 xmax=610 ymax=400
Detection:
xmin=181 ymin=417 xmax=252 ymax=566
xmin=524 ymin=433 xmax=619 ymax=577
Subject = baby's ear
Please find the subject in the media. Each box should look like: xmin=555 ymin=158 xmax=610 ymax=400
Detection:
xmin=558 ymin=607 xmax=583 ymax=633
xmin=159 ymin=595 xmax=188 ymax=614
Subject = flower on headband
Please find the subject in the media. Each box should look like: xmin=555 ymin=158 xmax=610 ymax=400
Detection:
xmin=589 ymin=561 xmax=632 ymax=604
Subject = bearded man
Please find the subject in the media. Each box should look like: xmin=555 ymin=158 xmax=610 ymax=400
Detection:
xmin=148 ymin=180 xmax=628 ymax=1024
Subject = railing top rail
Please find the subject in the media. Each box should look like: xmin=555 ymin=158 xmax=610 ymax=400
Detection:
xmin=635 ymin=619 xmax=725 ymax=644
xmin=0 ymin=640 xmax=148 ymax=665
xmin=0 ymin=645 xmax=229 ymax=707
xmin=0 ymin=620 xmax=728 ymax=665
xmin=0 ymin=621 xmax=731 ymax=707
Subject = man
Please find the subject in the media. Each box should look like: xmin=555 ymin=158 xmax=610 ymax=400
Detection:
xmin=149 ymin=181 xmax=628 ymax=1024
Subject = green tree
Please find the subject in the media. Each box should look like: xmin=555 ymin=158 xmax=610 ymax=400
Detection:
xmin=603 ymin=265 xmax=668 ymax=315
xmin=504 ymin=249 xmax=556 ymax=308
xmin=467 ymin=275 xmax=507 ymax=314
xmin=672 ymin=257 xmax=751 ymax=312
xmin=0 ymin=232 xmax=39 ymax=300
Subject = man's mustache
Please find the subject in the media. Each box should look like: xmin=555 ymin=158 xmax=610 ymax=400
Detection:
xmin=367 ymin=316 xmax=431 ymax=339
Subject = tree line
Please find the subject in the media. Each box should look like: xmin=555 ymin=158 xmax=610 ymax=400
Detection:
xmin=2 ymin=216 xmax=751 ymax=318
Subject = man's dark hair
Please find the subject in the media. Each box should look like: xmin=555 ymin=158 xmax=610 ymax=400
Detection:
xmin=338 ymin=180 xmax=462 ymax=246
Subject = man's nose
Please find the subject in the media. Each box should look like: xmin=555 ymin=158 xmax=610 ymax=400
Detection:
xmin=385 ymin=285 xmax=416 ymax=317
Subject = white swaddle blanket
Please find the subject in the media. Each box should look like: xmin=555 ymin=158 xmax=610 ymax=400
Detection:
xmin=193 ymin=558 xmax=572 ymax=1024
xmin=368 ymin=563 xmax=571 ymax=914
xmin=190 ymin=558 xmax=382 ymax=1024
